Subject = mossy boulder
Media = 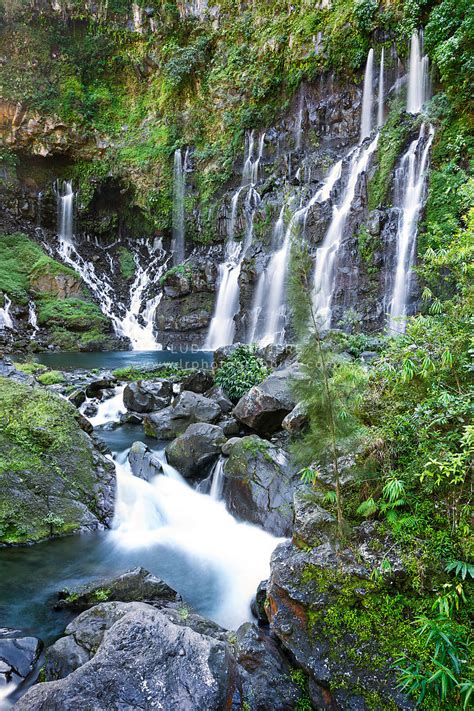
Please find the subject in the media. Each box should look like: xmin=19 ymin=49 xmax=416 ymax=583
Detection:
xmin=0 ymin=376 xmax=115 ymax=544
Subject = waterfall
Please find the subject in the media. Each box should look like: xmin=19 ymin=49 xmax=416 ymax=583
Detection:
xmin=209 ymin=458 xmax=225 ymax=500
xmin=407 ymin=30 xmax=429 ymax=114
xmin=0 ymin=295 xmax=13 ymax=330
xmin=360 ymin=48 xmax=374 ymax=142
xmin=248 ymin=159 xmax=343 ymax=346
xmin=28 ymin=300 xmax=39 ymax=336
xmin=81 ymin=385 xmax=127 ymax=427
xmin=205 ymin=133 xmax=263 ymax=350
xmin=295 ymin=88 xmax=305 ymax=150
xmin=388 ymin=123 xmax=434 ymax=333
xmin=312 ymin=135 xmax=379 ymax=330
xmin=172 ymin=148 xmax=188 ymax=265
xmin=205 ymin=188 xmax=259 ymax=349
xmin=377 ymin=47 xmax=385 ymax=127
xmin=56 ymin=181 xmax=165 ymax=350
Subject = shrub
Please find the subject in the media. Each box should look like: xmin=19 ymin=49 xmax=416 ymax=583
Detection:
xmin=215 ymin=345 xmax=270 ymax=401
xmin=37 ymin=370 xmax=66 ymax=386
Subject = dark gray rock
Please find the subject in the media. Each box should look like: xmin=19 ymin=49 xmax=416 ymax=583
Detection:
xmin=144 ymin=390 xmax=221 ymax=440
xmin=257 ymin=344 xmax=296 ymax=368
xmin=180 ymin=370 xmax=214 ymax=394
xmin=56 ymin=567 xmax=177 ymax=611
xmin=292 ymin=492 xmax=337 ymax=548
xmin=250 ymin=580 xmax=269 ymax=626
xmin=222 ymin=435 xmax=300 ymax=536
xmin=123 ymin=379 xmax=173 ymax=413
xmin=43 ymin=635 xmax=90 ymax=682
xmin=85 ymin=374 xmax=116 ymax=398
xmin=68 ymin=389 xmax=86 ymax=408
xmin=232 ymin=622 xmax=302 ymax=710
xmin=233 ymin=365 xmax=303 ymax=435
xmin=16 ymin=604 xmax=235 ymax=710
xmin=128 ymin=441 xmax=163 ymax=481
xmin=204 ymin=385 xmax=234 ymax=414
xmin=166 ymin=423 xmax=226 ymax=479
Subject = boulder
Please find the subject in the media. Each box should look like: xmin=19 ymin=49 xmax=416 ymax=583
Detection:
xmin=204 ymin=385 xmax=234 ymax=414
xmin=282 ymin=402 xmax=308 ymax=434
xmin=292 ymin=492 xmax=337 ymax=548
xmin=222 ymin=435 xmax=300 ymax=536
xmin=128 ymin=441 xmax=163 ymax=481
xmin=233 ymin=365 xmax=303 ymax=435
xmin=85 ymin=373 xmax=116 ymax=398
xmin=56 ymin=567 xmax=177 ymax=611
xmin=0 ymin=377 xmax=115 ymax=544
xmin=0 ymin=635 xmax=41 ymax=689
xmin=266 ymin=521 xmax=412 ymax=710
xmin=166 ymin=423 xmax=226 ymax=479
xmin=123 ymin=379 xmax=173 ymax=413
xmin=68 ymin=389 xmax=86 ymax=408
xmin=250 ymin=580 xmax=269 ymax=625
xmin=257 ymin=344 xmax=296 ymax=368
xmin=144 ymin=391 xmax=221 ymax=440
xmin=17 ymin=604 xmax=235 ymax=710
xmin=232 ymin=622 xmax=303 ymax=710
xmin=180 ymin=370 xmax=214 ymax=394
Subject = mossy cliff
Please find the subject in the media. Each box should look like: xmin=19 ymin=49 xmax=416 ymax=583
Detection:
xmin=0 ymin=374 xmax=115 ymax=543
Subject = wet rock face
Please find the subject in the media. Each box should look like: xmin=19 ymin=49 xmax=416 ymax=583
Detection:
xmin=128 ymin=441 xmax=163 ymax=481
xmin=165 ymin=423 xmax=226 ymax=479
xmin=0 ymin=633 xmax=42 ymax=692
xmin=266 ymin=520 xmax=413 ymax=710
xmin=222 ymin=435 xmax=300 ymax=537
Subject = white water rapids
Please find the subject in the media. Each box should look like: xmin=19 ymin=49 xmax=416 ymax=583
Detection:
xmin=91 ymin=389 xmax=281 ymax=630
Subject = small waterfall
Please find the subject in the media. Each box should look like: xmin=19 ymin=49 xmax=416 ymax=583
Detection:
xmin=58 ymin=180 xmax=74 ymax=242
xmin=205 ymin=133 xmax=263 ymax=350
xmin=388 ymin=123 xmax=434 ymax=333
xmin=406 ymin=30 xmax=429 ymax=114
xmin=205 ymin=188 xmax=259 ymax=349
xmin=295 ymin=88 xmax=305 ymax=150
xmin=172 ymin=148 xmax=188 ymax=265
xmin=377 ymin=47 xmax=385 ymax=127
xmin=209 ymin=458 xmax=225 ymax=500
xmin=28 ymin=300 xmax=39 ymax=336
xmin=312 ymin=135 xmax=379 ymax=330
xmin=56 ymin=180 xmax=165 ymax=350
xmin=249 ymin=160 xmax=343 ymax=346
xmin=0 ymin=294 xmax=13 ymax=330
xmin=81 ymin=385 xmax=127 ymax=427
xmin=112 ymin=451 xmax=282 ymax=629
xmin=360 ymin=48 xmax=374 ymax=142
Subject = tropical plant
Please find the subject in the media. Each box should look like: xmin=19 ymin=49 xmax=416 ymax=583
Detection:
xmin=214 ymin=345 xmax=270 ymax=401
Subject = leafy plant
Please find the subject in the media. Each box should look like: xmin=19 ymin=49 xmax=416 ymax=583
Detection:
xmin=37 ymin=371 xmax=66 ymax=386
xmin=214 ymin=345 xmax=270 ymax=401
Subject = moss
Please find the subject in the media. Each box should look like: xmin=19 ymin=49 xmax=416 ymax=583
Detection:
xmin=37 ymin=370 xmax=66 ymax=386
xmin=112 ymin=363 xmax=192 ymax=381
xmin=13 ymin=362 xmax=47 ymax=375
xmin=117 ymin=247 xmax=136 ymax=280
xmin=93 ymin=588 xmax=111 ymax=602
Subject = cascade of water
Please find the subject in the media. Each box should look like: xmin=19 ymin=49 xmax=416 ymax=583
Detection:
xmin=205 ymin=189 xmax=259 ymax=349
xmin=172 ymin=148 xmax=188 ymax=265
xmin=360 ymin=49 xmax=374 ymax=142
xmin=407 ymin=30 xmax=429 ymax=114
xmin=242 ymin=131 xmax=265 ymax=186
xmin=295 ymin=88 xmax=305 ymax=150
xmin=377 ymin=47 xmax=385 ymax=127
xmin=0 ymin=294 xmax=13 ymax=330
xmin=248 ymin=160 xmax=343 ymax=346
xmin=82 ymin=385 xmax=127 ymax=427
xmin=56 ymin=185 xmax=166 ymax=350
xmin=388 ymin=123 xmax=434 ymax=333
xmin=28 ymin=300 xmax=39 ymax=336
xmin=209 ymin=458 xmax=225 ymax=500
xmin=312 ymin=135 xmax=379 ymax=330
xmin=111 ymin=450 xmax=281 ymax=629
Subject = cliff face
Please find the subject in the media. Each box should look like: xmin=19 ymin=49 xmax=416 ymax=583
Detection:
xmin=0 ymin=1 xmax=470 ymax=351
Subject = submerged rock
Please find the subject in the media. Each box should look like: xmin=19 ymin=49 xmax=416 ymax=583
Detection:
xmin=222 ymin=435 xmax=300 ymax=536
xmin=165 ymin=423 xmax=226 ymax=479
xmin=56 ymin=567 xmax=177 ymax=611
xmin=128 ymin=441 xmax=163 ymax=481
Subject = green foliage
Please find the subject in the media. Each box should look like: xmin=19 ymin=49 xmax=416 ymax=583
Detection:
xmin=93 ymin=588 xmax=111 ymax=602
xmin=42 ymin=512 xmax=65 ymax=535
xmin=36 ymin=370 xmax=66 ymax=386
xmin=214 ymin=345 xmax=270 ymax=401
xmin=112 ymin=363 xmax=191 ymax=381
xmin=13 ymin=362 xmax=47 ymax=375
xmin=117 ymin=247 xmax=136 ymax=280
